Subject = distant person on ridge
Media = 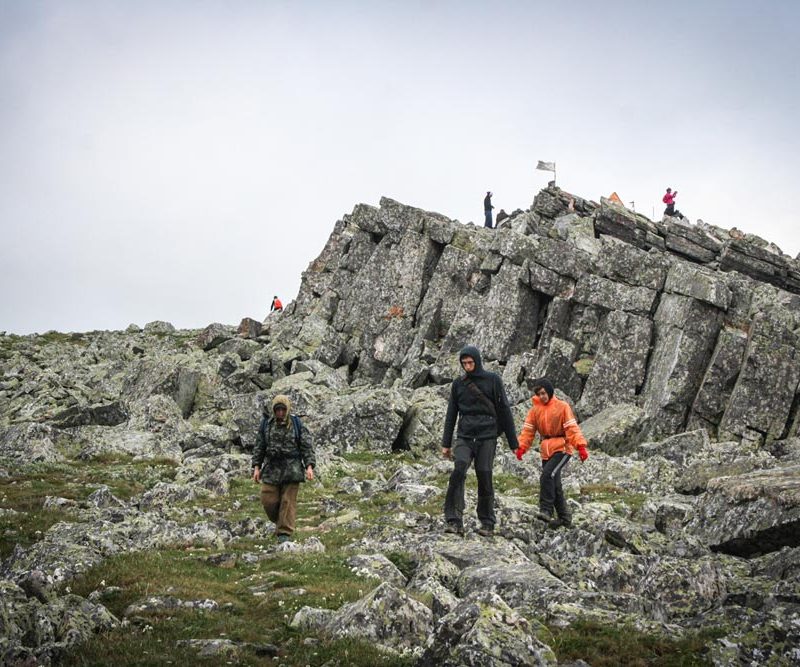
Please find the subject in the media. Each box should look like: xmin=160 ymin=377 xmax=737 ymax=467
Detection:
xmin=484 ymin=191 xmax=494 ymax=228
xmin=662 ymin=188 xmax=684 ymax=219
xmin=441 ymin=345 xmax=519 ymax=537
xmin=515 ymin=378 xmax=589 ymax=529
xmin=252 ymin=395 xmax=315 ymax=543
xmin=270 ymin=295 xmax=283 ymax=312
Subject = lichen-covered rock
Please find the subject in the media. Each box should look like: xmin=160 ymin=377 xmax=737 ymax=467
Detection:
xmin=314 ymin=387 xmax=409 ymax=454
xmin=418 ymin=591 xmax=557 ymax=666
xmin=143 ymin=321 xmax=176 ymax=334
xmin=717 ymin=313 xmax=800 ymax=444
xmin=322 ymin=582 xmax=432 ymax=654
xmin=639 ymin=295 xmax=724 ymax=438
xmin=0 ymin=423 xmax=63 ymax=463
xmin=124 ymin=596 xmax=219 ymax=616
xmin=579 ymin=403 xmax=648 ymax=455
xmin=196 ymin=323 xmax=234 ymax=351
xmin=688 ymin=327 xmax=748 ymax=433
xmin=346 ymin=554 xmax=408 ymax=587
xmin=51 ymin=401 xmax=128 ymax=428
xmin=457 ymin=562 xmax=567 ymax=614
xmin=578 ymin=311 xmax=652 ymax=419
xmin=237 ymin=317 xmax=263 ymax=339
xmin=0 ymin=582 xmax=118 ymax=664
xmin=686 ymin=465 xmax=800 ymax=556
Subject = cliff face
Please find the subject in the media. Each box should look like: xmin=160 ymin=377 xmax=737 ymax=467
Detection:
xmin=272 ymin=188 xmax=800 ymax=445
xmin=1 ymin=189 xmax=800 ymax=665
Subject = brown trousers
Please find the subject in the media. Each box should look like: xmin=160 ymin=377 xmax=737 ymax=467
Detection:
xmin=260 ymin=483 xmax=300 ymax=536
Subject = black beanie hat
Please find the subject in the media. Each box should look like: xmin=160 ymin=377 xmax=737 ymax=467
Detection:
xmin=532 ymin=378 xmax=554 ymax=399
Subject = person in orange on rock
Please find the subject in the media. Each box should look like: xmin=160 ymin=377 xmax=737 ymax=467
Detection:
xmin=270 ymin=295 xmax=283 ymax=312
xmin=515 ymin=378 xmax=588 ymax=528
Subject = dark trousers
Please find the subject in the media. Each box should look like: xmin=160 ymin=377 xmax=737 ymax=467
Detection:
xmin=484 ymin=210 xmax=493 ymax=228
xmin=664 ymin=204 xmax=683 ymax=218
xmin=540 ymin=452 xmax=570 ymax=519
xmin=444 ymin=438 xmax=497 ymax=527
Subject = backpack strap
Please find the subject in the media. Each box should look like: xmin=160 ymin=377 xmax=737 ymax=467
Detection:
xmin=291 ymin=415 xmax=302 ymax=445
xmin=463 ymin=377 xmax=497 ymax=418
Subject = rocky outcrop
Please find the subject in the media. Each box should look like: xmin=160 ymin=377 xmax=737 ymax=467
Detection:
xmin=686 ymin=465 xmax=800 ymax=557
xmin=263 ymin=189 xmax=800 ymax=445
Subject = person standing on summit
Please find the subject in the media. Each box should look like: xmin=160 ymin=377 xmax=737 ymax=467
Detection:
xmin=662 ymin=188 xmax=684 ymax=219
xmin=484 ymin=191 xmax=494 ymax=228
xmin=442 ymin=345 xmax=519 ymax=536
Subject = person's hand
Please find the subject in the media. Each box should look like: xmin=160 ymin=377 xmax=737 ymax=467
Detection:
xmin=306 ymin=466 xmax=315 ymax=481
xmin=252 ymin=466 xmax=261 ymax=482
xmin=577 ymin=445 xmax=589 ymax=462
xmin=515 ymin=447 xmax=525 ymax=461
xmin=441 ymin=447 xmax=452 ymax=460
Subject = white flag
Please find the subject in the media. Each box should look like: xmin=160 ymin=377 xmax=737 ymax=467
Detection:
xmin=536 ymin=160 xmax=556 ymax=172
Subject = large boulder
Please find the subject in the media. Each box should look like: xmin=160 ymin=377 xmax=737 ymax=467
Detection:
xmin=418 ymin=591 xmax=556 ymax=667
xmin=687 ymin=327 xmax=748 ymax=433
xmin=638 ymin=294 xmax=724 ymax=438
xmin=315 ymin=387 xmax=409 ymax=454
xmin=196 ymin=323 xmax=234 ymax=351
xmin=686 ymin=465 xmax=800 ymax=556
xmin=579 ymin=403 xmax=648 ymax=455
xmin=717 ymin=313 xmax=800 ymax=444
xmin=0 ymin=423 xmax=63 ymax=463
xmin=577 ymin=311 xmax=652 ymax=419
xmin=296 ymin=582 xmax=432 ymax=655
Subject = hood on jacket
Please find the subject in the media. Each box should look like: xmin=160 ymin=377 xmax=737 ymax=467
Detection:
xmin=266 ymin=394 xmax=292 ymax=422
xmin=459 ymin=345 xmax=484 ymax=375
xmin=531 ymin=377 xmax=554 ymax=399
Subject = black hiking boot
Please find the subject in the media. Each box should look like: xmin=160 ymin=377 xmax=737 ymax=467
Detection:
xmin=477 ymin=524 xmax=494 ymax=537
xmin=536 ymin=509 xmax=553 ymax=523
xmin=444 ymin=521 xmax=464 ymax=536
xmin=549 ymin=515 xmax=572 ymax=529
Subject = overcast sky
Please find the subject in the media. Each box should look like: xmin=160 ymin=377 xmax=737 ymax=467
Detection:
xmin=1 ymin=1 xmax=798 ymax=334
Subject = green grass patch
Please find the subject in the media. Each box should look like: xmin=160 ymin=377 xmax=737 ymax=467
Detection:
xmin=573 ymin=357 xmax=595 ymax=376
xmin=546 ymin=619 xmax=723 ymax=666
xmin=578 ymin=484 xmax=648 ymax=514
xmin=0 ymin=507 xmax=76 ymax=559
xmin=386 ymin=552 xmax=416 ymax=580
xmin=0 ymin=457 xmax=178 ymax=558
xmin=63 ymin=545 xmax=414 ymax=666
xmin=35 ymin=331 xmax=88 ymax=346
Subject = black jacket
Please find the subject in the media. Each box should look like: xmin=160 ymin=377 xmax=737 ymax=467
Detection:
xmin=484 ymin=194 xmax=493 ymax=212
xmin=442 ymin=345 xmax=519 ymax=450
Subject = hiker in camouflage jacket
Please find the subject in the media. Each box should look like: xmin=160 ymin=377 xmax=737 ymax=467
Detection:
xmin=251 ymin=394 xmax=315 ymax=542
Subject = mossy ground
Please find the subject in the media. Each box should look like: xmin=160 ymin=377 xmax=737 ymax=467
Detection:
xmin=2 ymin=451 xmax=716 ymax=666
xmin=545 ymin=619 xmax=723 ymax=666
xmin=0 ymin=456 xmax=177 ymax=558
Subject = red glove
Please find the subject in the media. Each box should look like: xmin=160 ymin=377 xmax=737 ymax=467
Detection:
xmin=577 ymin=445 xmax=589 ymax=462
xmin=515 ymin=447 xmax=524 ymax=461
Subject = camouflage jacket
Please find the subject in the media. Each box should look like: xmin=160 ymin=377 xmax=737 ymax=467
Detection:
xmin=251 ymin=416 xmax=315 ymax=485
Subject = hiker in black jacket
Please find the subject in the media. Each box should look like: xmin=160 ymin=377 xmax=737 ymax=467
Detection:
xmin=441 ymin=345 xmax=520 ymax=536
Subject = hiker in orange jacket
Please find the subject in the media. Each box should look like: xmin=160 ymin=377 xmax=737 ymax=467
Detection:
xmin=270 ymin=295 xmax=283 ymax=312
xmin=515 ymin=378 xmax=588 ymax=528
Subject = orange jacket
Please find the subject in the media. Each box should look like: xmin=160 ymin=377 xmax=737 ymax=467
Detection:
xmin=517 ymin=395 xmax=587 ymax=460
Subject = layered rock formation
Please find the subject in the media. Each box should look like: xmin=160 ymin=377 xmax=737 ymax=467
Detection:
xmin=1 ymin=187 xmax=800 ymax=664
xmin=272 ymin=188 xmax=800 ymax=445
